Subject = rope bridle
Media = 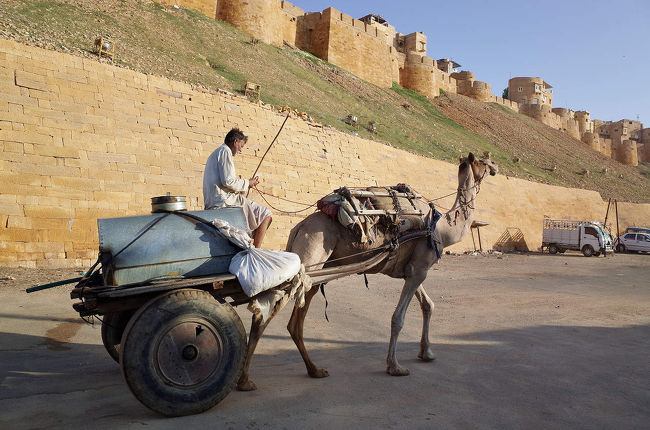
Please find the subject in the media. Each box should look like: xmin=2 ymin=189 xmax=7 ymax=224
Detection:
xmin=252 ymin=160 xmax=491 ymax=216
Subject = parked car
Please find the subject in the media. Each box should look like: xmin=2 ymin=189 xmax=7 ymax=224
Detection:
xmin=615 ymin=232 xmax=650 ymax=253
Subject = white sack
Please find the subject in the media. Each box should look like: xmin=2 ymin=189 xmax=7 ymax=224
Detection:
xmin=212 ymin=218 xmax=302 ymax=297
xmin=229 ymin=248 xmax=301 ymax=297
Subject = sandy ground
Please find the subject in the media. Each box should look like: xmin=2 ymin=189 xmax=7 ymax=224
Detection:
xmin=0 ymin=252 xmax=649 ymax=429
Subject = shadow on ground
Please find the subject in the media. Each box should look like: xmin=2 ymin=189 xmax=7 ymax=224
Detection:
xmin=1 ymin=321 xmax=648 ymax=429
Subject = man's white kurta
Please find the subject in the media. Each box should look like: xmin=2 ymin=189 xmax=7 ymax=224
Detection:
xmin=203 ymin=143 xmax=249 ymax=209
xmin=203 ymin=143 xmax=271 ymax=233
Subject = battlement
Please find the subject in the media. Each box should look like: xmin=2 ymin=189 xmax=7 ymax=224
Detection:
xmin=320 ymin=7 xmax=394 ymax=43
xmin=405 ymin=53 xmax=435 ymax=69
xmin=451 ymin=71 xmax=475 ymax=81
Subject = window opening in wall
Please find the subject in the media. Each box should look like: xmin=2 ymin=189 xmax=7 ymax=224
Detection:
xmin=518 ymin=87 xmax=523 ymax=92
xmin=535 ymin=84 xmax=541 ymax=92
xmin=521 ymin=99 xmax=526 ymax=104
xmin=532 ymin=98 xmax=539 ymax=104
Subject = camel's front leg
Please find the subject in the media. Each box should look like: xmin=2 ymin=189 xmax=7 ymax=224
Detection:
xmin=287 ymin=284 xmax=329 ymax=378
xmin=415 ymin=286 xmax=436 ymax=361
xmin=386 ymin=271 xmax=427 ymax=376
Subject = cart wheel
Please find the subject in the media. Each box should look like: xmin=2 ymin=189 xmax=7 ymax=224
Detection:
xmin=101 ymin=311 xmax=134 ymax=363
xmin=120 ymin=289 xmax=246 ymax=417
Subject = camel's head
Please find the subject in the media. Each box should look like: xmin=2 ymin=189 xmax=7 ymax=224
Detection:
xmin=459 ymin=152 xmax=498 ymax=185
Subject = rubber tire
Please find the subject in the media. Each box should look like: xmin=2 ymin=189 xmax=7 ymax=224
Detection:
xmin=548 ymin=244 xmax=559 ymax=254
xmin=582 ymin=245 xmax=594 ymax=257
xmin=616 ymin=244 xmax=626 ymax=253
xmin=593 ymin=252 xmax=601 ymax=257
xmin=101 ymin=311 xmax=134 ymax=363
xmin=120 ymin=289 xmax=246 ymax=417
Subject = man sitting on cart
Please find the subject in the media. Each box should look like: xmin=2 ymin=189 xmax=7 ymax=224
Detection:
xmin=203 ymin=128 xmax=272 ymax=248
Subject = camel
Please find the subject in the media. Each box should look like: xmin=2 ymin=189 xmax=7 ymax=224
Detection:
xmin=236 ymin=152 xmax=498 ymax=390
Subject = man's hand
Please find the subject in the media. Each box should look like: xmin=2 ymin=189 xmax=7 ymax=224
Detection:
xmin=249 ymin=176 xmax=260 ymax=188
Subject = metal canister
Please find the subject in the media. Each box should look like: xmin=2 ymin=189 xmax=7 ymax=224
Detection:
xmin=151 ymin=195 xmax=187 ymax=213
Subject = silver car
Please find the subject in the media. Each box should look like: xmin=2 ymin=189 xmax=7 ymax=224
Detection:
xmin=615 ymin=232 xmax=650 ymax=253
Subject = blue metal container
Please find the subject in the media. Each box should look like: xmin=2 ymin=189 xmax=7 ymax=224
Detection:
xmin=98 ymin=208 xmax=247 ymax=286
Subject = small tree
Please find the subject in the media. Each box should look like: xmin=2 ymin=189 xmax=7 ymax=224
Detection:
xmin=502 ymin=87 xmax=509 ymax=99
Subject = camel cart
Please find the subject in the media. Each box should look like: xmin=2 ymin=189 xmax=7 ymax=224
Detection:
xmin=27 ymin=198 xmax=393 ymax=417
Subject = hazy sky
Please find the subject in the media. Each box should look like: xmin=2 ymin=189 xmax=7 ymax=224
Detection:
xmin=295 ymin=0 xmax=650 ymax=126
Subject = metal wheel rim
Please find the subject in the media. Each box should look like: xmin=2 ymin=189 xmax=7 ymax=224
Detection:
xmin=155 ymin=318 xmax=224 ymax=388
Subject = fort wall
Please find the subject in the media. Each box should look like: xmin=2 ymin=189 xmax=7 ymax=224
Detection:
xmin=216 ymin=0 xmax=283 ymax=46
xmin=279 ymin=1 xmax=305 ymax=46
xmin=1 ymin=40 xmax=649 ymax=267
xmin=314 ymin=8 xmax=394 ymax=88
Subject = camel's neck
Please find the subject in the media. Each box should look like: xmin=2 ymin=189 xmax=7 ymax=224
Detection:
xmin=438 ymin=173 xmax=478 ymax=247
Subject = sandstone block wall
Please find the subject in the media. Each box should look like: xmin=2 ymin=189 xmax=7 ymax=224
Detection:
xmin=1 ymin=40 xmax=649 ymax=268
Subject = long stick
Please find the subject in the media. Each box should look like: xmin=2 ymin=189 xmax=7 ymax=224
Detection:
xmin=247 ymin=113 xmax=290 ymax=197
xmin=26 ymin=277 xmax=83 ymax=293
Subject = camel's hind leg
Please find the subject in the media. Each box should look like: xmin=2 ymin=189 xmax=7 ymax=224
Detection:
xmin=415 ymin=286 xmax=436 ymax=361
xmin=237 ymin=293 xmax=292 ymax=391
xmin=285 ymin=214 xmax=337 ymax=378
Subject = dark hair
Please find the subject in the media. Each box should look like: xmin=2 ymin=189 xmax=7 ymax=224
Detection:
xmin=225 ymin=128 xmax=247 ymax=145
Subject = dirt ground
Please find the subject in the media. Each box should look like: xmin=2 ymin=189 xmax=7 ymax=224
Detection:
xmin=0 ymin=252 xmax=649 ymax=429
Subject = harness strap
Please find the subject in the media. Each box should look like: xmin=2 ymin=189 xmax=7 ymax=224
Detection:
xmin=428 ymin=203 xmax=443 ymax=259
xmin=320 ymin=284 xmax=329 ymax=322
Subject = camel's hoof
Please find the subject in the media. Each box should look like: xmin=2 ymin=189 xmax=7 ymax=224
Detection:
xmin=308 ymin=368 xmax=329 ymax=378
xmin=386 ymin=365 xmax=410 ymax=376
xmin=237 ymin=380 xmax=258 ymax=391
xmin=418 ymin=349 xmax=436 ymax=362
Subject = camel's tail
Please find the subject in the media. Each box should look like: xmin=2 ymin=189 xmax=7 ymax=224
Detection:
xmin=285 ymin=218 xmax=307 ymax=252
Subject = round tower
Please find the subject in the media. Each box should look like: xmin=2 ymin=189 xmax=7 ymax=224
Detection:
xmin=581 ymin=132 xmax=600 ymax=152
xmin=400 ymin=53 xmax=436 ymax=98
xmin=450 ymin=71 xmax=475 ymax=81
xmin=615 ymin=140 xmax=638 ymax=166
xmin=217 ymin=0 xmax=283 ymax=46
xmin=574 ymin=111 xmax=592 ymax=136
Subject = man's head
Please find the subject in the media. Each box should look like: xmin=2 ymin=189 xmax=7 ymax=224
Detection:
xmin=224 ymin=128 xmax=248 ymax=155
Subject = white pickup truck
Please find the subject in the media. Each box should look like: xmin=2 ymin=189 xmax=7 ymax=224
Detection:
xmin=542 ymin=218 xmax=613 ymax=257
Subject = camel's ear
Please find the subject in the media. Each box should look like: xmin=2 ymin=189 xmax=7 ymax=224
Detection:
xmin=459 ymin=154 xmax=464 ymax=163
xmin=467 ymin=152 xmax=475 ymax=163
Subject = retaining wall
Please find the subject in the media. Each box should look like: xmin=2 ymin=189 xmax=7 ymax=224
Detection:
xmin=1 ymin=39 xmax=649 ymax=268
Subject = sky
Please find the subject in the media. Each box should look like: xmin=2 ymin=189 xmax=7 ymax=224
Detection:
xmin=295 ymin=0 xmax=650 ymax=126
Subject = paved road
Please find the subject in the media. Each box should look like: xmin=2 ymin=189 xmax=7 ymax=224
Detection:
xmin=1 ymin=253 xmax=649 ymax=429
